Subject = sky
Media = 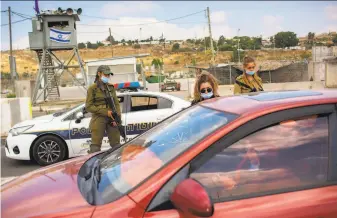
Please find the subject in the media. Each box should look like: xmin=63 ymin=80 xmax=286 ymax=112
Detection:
xmin=1 ymin=1 xmax=337 ymax=51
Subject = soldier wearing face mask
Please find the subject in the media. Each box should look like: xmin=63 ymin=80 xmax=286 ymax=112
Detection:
xmin=234 ymin=56 xmax=264 ymax=94
xmin=191 ymin=72 xmax=220 ymax=105
xmin=85 ymin=65 xmax=121 ymax=153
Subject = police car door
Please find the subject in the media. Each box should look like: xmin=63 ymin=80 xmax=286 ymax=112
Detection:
xmin=69 ymin=96 xmax=125 ymax=155
xmin=124 ymin=94 xmax=174 ymax=142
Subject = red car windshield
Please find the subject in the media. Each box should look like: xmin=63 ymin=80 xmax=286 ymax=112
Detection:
xmin=96 ymin=105 xmax=238 ymax=204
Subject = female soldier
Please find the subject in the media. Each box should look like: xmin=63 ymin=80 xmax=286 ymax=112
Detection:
xmin=85 ymin=65 xmax=121 ymax=154
xmin=234 ymin=56 xmax=264 ymax=94
xmin=191 ymin=72 xmax=220 ymax=105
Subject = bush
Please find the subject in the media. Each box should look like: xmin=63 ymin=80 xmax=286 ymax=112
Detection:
xmin=219 ymin=44 xmax=234 ymax=51
xmin=133 ymin=44 xmax=141 ymax=49
xmin=178 ymin=47 xmax=193 ymax=52
xmin=174 ymin=60 xmax=179 ymax=65
xmin=172 ymin=43 xmax=180 ymax=52
xmin=6 ymin=93 xmax=16 ymax=98
xmin=61 ymin=83 xmax=67 ymax=87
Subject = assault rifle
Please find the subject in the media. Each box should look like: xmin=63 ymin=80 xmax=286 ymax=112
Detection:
xmin=104 ymin=85 xmax=126 ymax=141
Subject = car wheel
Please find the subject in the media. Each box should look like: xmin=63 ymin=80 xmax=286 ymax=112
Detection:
xmin=32 ymin=135 xmax=67 ymax=166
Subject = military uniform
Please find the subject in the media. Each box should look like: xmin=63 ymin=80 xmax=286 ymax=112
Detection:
xmin=85 ymin=66 xmax=121 ymax=153
xmin=234 ymin=74 xmax=263 ymax=94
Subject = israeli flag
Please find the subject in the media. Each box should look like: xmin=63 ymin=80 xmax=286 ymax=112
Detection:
xmin=50 ymin=28 xmax=71 ymax=43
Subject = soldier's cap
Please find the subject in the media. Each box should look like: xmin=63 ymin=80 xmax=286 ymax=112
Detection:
xmin=97 ymin=65 xmax=114 ymax=75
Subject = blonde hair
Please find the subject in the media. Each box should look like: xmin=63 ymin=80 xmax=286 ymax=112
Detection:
xmin=243 ymin=56 xmax=256 ymax=69
xmin=193 ymin=72 xmax=219 ymax=101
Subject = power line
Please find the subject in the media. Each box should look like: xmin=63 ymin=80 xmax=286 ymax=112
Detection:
xmin=1 ymin=18 xmax=31 ymax=27
xmin=1 ymin=10 xmax=8 ymax=13
xmin=11 ymin=11 xmax=34 ymax=18
xmin=11 ymin=11 xmax=33 ymax=20
xmin=78 ymin=9 xmax=206 ymax=27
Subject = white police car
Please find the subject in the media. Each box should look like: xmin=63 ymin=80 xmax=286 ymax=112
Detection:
xmin=5 ymin=82 xmax=191 ymax=165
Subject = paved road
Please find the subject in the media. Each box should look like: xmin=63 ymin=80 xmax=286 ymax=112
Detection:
xmin=1 ymin=146 xmax=41 ymax=178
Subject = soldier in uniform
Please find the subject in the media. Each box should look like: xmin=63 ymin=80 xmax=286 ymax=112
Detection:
xmin=234 ymin=56 xmax=264 ymax=94
xmin=85 ymin=65 xmax=121 ymax=153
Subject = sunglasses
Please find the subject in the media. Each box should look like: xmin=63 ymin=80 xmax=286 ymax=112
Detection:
xmin=200 ymin=87 xmax=213 ymax=93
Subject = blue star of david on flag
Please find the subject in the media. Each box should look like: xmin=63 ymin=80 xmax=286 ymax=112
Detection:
xmin=50 ymin=28 xmax=71 ymax=43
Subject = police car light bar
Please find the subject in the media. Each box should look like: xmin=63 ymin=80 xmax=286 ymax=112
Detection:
xmin=113 ymin=82 xmax=142 ymax=91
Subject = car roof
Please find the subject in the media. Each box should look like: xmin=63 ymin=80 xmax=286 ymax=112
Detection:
xmin=201 ymin=90 xmax=337 ymax=116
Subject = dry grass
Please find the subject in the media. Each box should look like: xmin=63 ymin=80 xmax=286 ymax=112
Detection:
xmin=0 ymin=45 xmax=311 ymax=79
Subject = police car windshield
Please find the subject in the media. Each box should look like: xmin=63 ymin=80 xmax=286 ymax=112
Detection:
xmin=96 ymin=105 xmax=238 ymax=205
xmin=53 ymin=103 xmax=83 ymax=117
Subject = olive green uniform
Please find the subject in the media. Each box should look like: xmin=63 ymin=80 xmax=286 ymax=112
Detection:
xmin=85 ymin=81 xmax=121 ymax=153
xmin=234 ymin=74 xmax=263 ymax=94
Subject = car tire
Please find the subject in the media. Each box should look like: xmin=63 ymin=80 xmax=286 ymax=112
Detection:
xmin=32 ymin=135 xmax=67 ymax=166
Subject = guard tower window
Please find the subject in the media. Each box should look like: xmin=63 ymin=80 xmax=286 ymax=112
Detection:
xmin=48 ymin=21 xmax=69 ymax=28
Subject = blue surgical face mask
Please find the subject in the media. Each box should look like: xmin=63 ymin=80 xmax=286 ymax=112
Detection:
xmin=201 ymin=92 xmax=213 ymax=99
xmin=246 ymin=70 xmax=255 ymax=76
xmin=101 ymin=76 xmax=109 ymax=84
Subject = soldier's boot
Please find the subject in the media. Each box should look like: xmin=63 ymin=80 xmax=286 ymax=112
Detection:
xmin=87 ymin=144 xmax=101 ymax=154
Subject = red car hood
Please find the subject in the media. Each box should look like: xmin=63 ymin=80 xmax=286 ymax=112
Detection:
xmin=1 ymin=155 xmax=96 ymax=218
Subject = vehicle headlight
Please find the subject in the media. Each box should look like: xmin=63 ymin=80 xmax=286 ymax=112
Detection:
xmin=10 ymin=125 xmax=34 ymax=136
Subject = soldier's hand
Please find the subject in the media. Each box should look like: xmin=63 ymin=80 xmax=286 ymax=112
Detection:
xmin=107 ymin=110 xmax=114 ymax=119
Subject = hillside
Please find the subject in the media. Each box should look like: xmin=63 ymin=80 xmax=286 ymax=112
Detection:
xmin=1 ymin=44 xmax=311 ymax=79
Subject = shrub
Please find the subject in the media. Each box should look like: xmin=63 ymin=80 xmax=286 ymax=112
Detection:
xmin=61 ymin=83 xmax=67 ymax=87
xmin=6 ymin=93 xmax=16 ymax=98
xmin=174 ymin=60 xmax=179 ymax=65
xmin=133 ymin=44 xmax=141 ymax=49
xmin=172 ymin=43 xmax=180 ymax=52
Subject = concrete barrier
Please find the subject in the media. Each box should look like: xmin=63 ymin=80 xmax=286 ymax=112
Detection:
xmin=189 ymin=81 xmax=328 ymax=97
xmin=1 ymin=98 xmax=32 ymax=136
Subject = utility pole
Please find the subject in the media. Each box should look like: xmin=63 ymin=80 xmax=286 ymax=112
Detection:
xmin=8 ymin=6 xmax=16 ymax=93
xmin=109 ymin=28 xmax=114 ymax=57
xmin=237 ymin=28 xmax=240 ymax=64
xmin=206 ymin=7 xmax=215 ymax=65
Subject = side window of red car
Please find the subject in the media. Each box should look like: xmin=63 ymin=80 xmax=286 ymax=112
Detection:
xmin=190 ymin=114 xmax=329 ymax=203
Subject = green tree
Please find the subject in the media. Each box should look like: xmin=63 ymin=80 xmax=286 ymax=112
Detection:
xmin=232 ymin=48 xmax=245 ymax=62
xmin=274 ymin=31 xmax=299 ymax=48
xmin=333 ymin=35 xmax=337 ymax=45
xmin=186 ymin=39 xmax=195 ymax=44
xmin=127 ymin=40 xmax=133 ymax=46
xmin=86 ymin=42 xmax=92 ymax=49
xmin=217 ymin=35 xmax=225 ymax=46
xmin=205 ymin=37 xmax=217 ymax=51
xmin=96 ymin=41 xmax=104 ymax=47
xmin=172 ymin=43 xmax=180 ymax=52
xmin=151 ymin=58 xmax=164 ymax=70
xmin=121 ymin=39 xmax=126 ymax=43
xmin=219 ymin=44 xmax=234 ymax=51
xmin=106 ymin=35 xmax=115 ymax=43
xmin=78 ymin=42 xmax=86 ymax=49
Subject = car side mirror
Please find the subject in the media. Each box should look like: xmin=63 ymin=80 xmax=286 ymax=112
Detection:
xmin=75 ymin=111 xmax=84 ymax=123
xmin=170 ymin=178 xmax=214 ymax=217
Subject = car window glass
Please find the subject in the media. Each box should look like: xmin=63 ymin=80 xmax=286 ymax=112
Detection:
xmin=118 ymin=97 xmax=124 ymax=113
xmin=131 ymin=96 xmax=158 ymax=112
xmin=158 ymin=97 xmax=172 ymax=109
xmin=190 ymin=114 xmax=329 ymax=203
xmin=94 ymin=106 xmax=237 ymax=205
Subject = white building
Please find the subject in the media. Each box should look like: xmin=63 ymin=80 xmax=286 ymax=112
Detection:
xmin=85 ymin=54 xmax=150 ymax=85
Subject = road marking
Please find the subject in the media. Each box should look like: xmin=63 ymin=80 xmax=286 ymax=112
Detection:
xmin=1 ymin=177 xmax=17 ymax=186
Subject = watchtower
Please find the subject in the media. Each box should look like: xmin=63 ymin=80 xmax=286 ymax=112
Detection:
xmin=29 ymin=9 xmax=87 ymax=104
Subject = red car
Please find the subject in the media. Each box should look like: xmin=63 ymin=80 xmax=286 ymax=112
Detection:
xmin=2 ymin=90 xmax=337 ymax=218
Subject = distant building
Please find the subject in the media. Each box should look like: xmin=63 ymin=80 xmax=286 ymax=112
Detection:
xmin=85 ymin=54 xmax=150 ymax=85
